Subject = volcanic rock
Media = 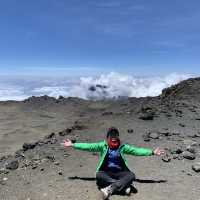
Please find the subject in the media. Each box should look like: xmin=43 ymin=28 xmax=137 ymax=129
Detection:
xmin=149 ymin=132 xmax=159 ymax=139
xmin=186 ymin=145 xmax=196 ymax=154
xmin=143 ymin=132 xmax=150 ymax=142
xmin=192 ymin=162 xmax=200 ymax=172
xmin=5 ymin=160 xmax=19 ymax=170
xmin=22 ymin=143 xmax=36 ymax=151
xmin=44 ymin=132 xmax=55 ymax=139
xmin=127 ymin=129 xmax=134 ymax=133
xmin=139 ymin=112 xmax=154 ymax=120
xmin=162 ymin=154 xmax=171 ymax=162
xmin=182 ymin=151 xmax=196 ymax=160
xmin=59 ymin=128 xmax=73 ymax=136
xmin=0 ymin=168 xmax=9 ymax=174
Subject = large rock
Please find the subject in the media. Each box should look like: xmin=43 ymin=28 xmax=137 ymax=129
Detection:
xmin=192 ymin=162 xmax=200 ymax=172
xmin=139 ymin=112 xmax=154 ymax=120
xmin=182 ymin=151 xmax=196 ymax=160
xmin=5 ymin=160 xmax=19 ymax=170
xmin=143 ymin=132 xmax=150 ymax=142
xmin=22 ymin=143 xmax=36 ymax=151
xmin=162 ymin=154 xmax=171 ymax=162
xmin=186 ymin=145 xmax=196 ymax=154
xmin=44 ymin=132 xmax=55 ymax=139
xmin=149 ymin=132 xmax=159 ymax=139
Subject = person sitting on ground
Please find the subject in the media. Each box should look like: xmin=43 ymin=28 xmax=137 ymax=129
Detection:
xmin=62 ymin=127 xmax=164 ymax=199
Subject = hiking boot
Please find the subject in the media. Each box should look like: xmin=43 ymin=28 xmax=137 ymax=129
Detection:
xmin=125 ymin=187 xmax=131 ymax=195
xmin=100 ymin=185 xmax=113 ymax=200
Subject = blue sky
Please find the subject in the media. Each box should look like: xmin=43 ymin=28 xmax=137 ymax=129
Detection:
xmin=0 ymin=0 xmax=200 ymax=76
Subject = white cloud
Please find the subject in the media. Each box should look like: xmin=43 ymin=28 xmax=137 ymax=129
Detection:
xmin=0 ymin=72 xmax=194 ymax=101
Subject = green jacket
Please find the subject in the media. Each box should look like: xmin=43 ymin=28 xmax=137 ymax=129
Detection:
xmin=73 ymin=140 xmax=153 ymax=172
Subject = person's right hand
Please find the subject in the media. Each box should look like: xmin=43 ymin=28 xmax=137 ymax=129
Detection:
xmin=61 ymin=139 xmax=73 ymax=147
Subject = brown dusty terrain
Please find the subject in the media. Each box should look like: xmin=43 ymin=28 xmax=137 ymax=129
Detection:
xmin=1 ymin=77 xmax=200 ymax=200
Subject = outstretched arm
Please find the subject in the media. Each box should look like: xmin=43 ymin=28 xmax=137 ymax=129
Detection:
xmin=123 ymin=144 xmax=164 ymax=156
xmin=62 ymin=138 xmax=103 ymax=152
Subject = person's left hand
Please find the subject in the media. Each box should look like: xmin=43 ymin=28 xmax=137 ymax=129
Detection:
xmin=153 ymin=147 xmax=165 ymax=156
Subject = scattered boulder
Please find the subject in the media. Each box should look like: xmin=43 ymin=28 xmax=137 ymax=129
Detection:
xmin=162 ymin=154 xmax=171 ymax=162
xmin=102 ymin=111 xmax=113 ymax=116
xmin=186 ymin=145 xmax=196 ymax=154
xmin=72 ymin=121 xmax=87 ymax=130
xmin=5 ymin=160 xmax=19 ymax=170
xmin=15 ymin=150 xmax=25 ymax=158
xmin=127 ymin=129 xmax=134 ymax=134
xmin=138 ymin=106 xmax=156 ymax=120
xmin=182 ymin=151 xmax=196 ymax=160
xmin=149 ymin=132 xmax=159 ymax=139
xmin=44 ymin=132 xmax=55 ymax=139
xmin=178 ymin=123 xmax=185 ymax=127
xmin=22 ymin=143 xmax=36 ymax=151
xmin=54 ymin=161 xmax=60 ymax=166
xmin=46 ymin=155 xmax=55 ymax=162
xmin=139 ymin=112 xmax=154 ymax=120
xmin=171 ymin=147 xmax=183 ymax=154
xmin=58 ymin=171 xmax=63 ymax=175
xmin=50 ymin=138 xmax=57 ymax=144
xmin=192 ymin=162 xmax=200 ymax=172
xmin=31 ymin=163 xmax=38 ymax=169
xmin=0 ymin=168 xmax=9 ymax=174
xmin=58 ymin=128 xmax=73 ymax=136
xmin=158 ymin=130 xmax=171 ymax=136
xmin=143 ymin=132 xmax=150 ymax=142
xmin=58 ymin=95 xmax=64 ymax=100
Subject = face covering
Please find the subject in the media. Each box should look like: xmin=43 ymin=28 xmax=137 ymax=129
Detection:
xmin=107 ymin=138 xmax=120 ymax=149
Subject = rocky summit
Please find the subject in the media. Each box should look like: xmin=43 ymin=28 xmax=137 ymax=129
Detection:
xmin=0 ymin=77 xmax=200 ymax=200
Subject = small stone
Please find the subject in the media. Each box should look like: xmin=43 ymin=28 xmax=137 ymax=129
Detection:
xmin=63 ymin=153 xmax=70 ymax=157
xmin=139 ymin=113 xmax=154 ymax=120
xmin=173 ymin=155 xmax=179 ymax=159
xmin=31 ymin=164 xmax=38 ymax=169
xmin=175 ymin=148 xmax=183 ymax=154
xmin=0 ymin=168 xmax=9 ymax=174
xmin=177 ymin=155 xmax=184 ymax=160
xmin=158 ymin=130 xmax=171 ymax=136
xmin=179 ymin=123 xmax=185 ymax=127
xmin=58 ymin=171 xmax=63 ymax=175
xmin=186 ymin=145 xmax=196 ymax=154
xmin=127 ymin=129 xmax=134 ymax=133
xmin=59 ymin=128 xmax=74 ymax=136
xmin=15 ymin=150 xmax=25 ymax=158
xmin=182 ymin=151 xmax=196 ymax=160
xmin=22 ymin=143 xmax=36 ymax=151
xmin=3 ymin=177 xmax=8 ymax=181
xmin=192 ymin=162 xmax=200 ymax=172
xmin=54 ymin=161 xmax=60 ymax=166
xmin=162 ymin=154 xmax=171 ymax=162
xmin=50 ymin=138 xmax=57 ymax=144
xmin=46 ymin=155 xmax=55 ymax=162
xmin=5 ymin=160 xmax=19 ymax=170
xmin=44 ymin=132 xmax=55 ymax=139
xmin=102 ymin=112 xmax=113 ymax=116
xmin=143 ymin=132 xmax=150 ymax=142
xmin=149 ymin=132 xmax=159 ymax=139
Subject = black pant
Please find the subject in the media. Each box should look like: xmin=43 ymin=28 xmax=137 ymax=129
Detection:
xmin=96 ymin=170 xmax=135 ymax=193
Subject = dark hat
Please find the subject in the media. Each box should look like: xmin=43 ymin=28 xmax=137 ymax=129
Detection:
xmin=106 ymin=127 xmax=119 ymax=138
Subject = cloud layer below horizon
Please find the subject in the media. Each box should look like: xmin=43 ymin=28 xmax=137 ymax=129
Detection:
xmin=0 ymin=72 xmax=195 ymax=101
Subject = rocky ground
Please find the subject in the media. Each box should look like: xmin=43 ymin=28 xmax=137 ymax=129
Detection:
xmin=1 ymin=77 xmax=200 ymax=200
